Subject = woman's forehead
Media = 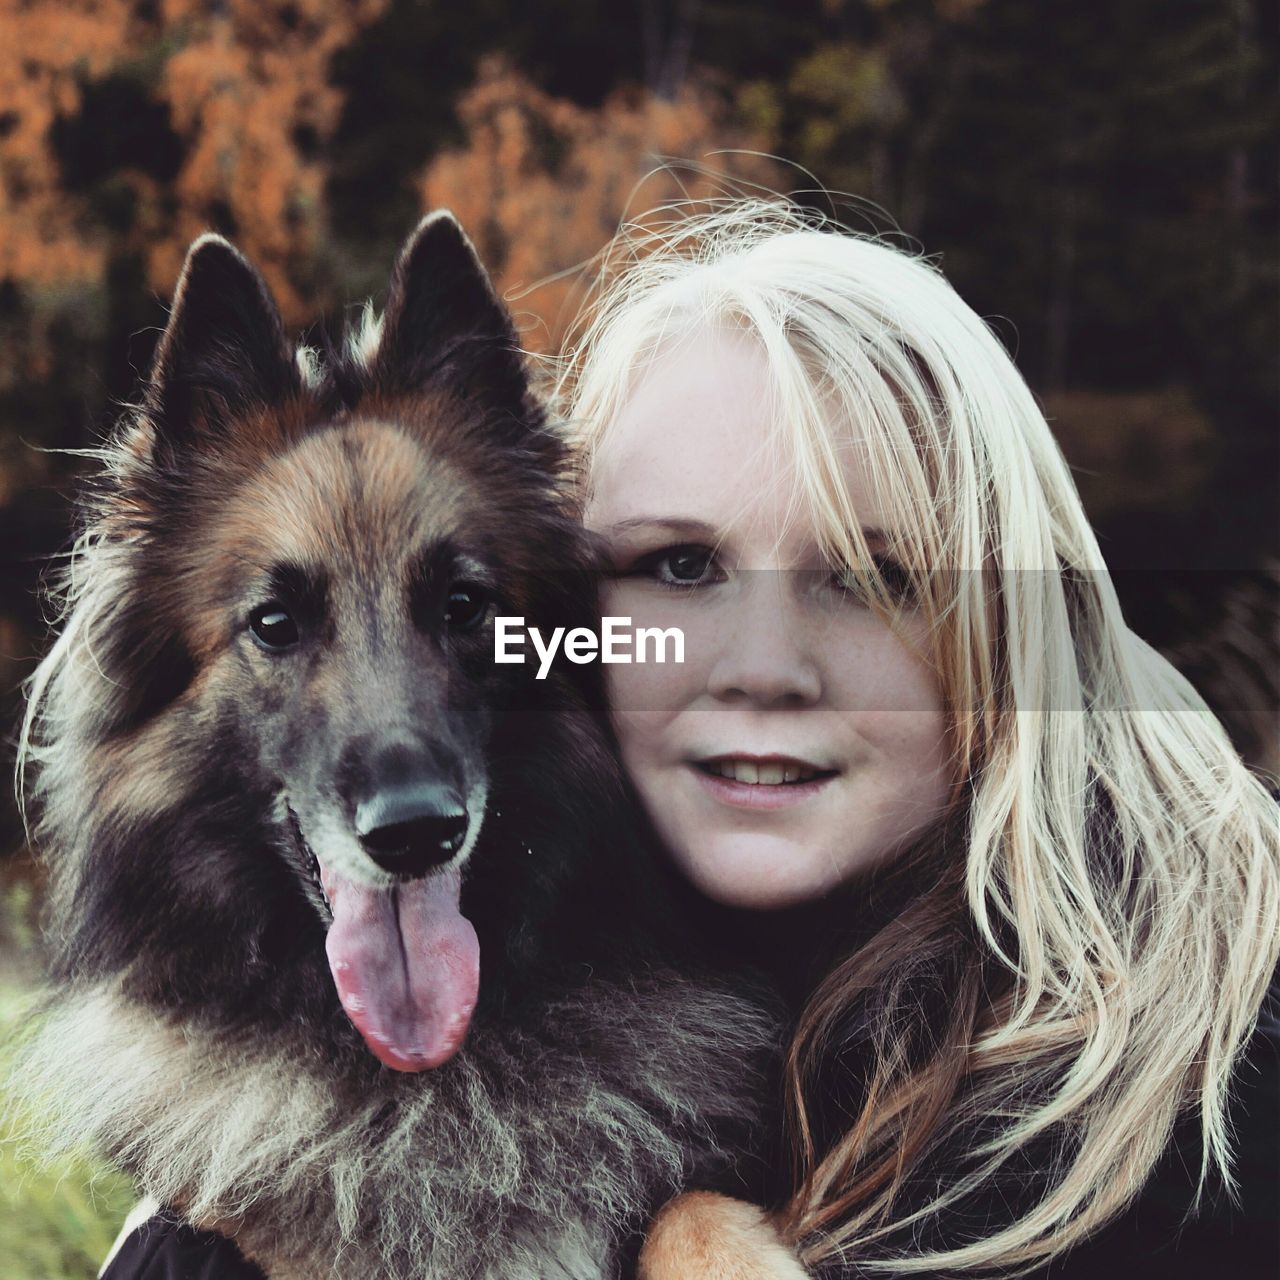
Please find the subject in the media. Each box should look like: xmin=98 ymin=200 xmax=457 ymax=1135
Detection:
xmin=587 ymin=326 xmax=892 ymax=546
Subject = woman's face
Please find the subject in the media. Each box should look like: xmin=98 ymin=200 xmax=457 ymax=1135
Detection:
xmin=585 ymin=327 xmax=953 ymax=909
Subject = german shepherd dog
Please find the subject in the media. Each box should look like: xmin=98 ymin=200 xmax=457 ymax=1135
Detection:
xmin=12 ymin=215 xmax=776 ymax=1277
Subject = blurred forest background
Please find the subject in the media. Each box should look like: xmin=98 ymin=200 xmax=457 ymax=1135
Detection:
xmin=0 ymin=0 xmax=1276 ymax=1270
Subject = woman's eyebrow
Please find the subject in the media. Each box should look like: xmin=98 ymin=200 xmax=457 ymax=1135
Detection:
xmin=601 ymin=517 xmax=721 ymax=540
xmin=603 ymin=516 xmax=892 ymax=548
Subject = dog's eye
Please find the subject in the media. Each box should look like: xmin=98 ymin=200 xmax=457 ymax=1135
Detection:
xmin=249 ymin=603 xmax=300 ymax=652
xmin=444 ymin=582 xmax=490 ymax=631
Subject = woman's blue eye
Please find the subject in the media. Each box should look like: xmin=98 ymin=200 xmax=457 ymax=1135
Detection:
xmin=665 ymin=547 xmax=714 ymax=581
xmin=630 ymin=544 xmax=722 ymax=587
xmin=832 ymin=555 xmax=914 ymax=603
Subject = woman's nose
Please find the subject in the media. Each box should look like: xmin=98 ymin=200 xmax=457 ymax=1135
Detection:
xmin=705 ymin=573 xmax=822 ymax=708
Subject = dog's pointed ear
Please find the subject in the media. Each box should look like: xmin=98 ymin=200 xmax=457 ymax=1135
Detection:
xmin=145 ymin=234 xmax=299 ymax=447
xmin=374 ymin=212 xmax=529 ymax=414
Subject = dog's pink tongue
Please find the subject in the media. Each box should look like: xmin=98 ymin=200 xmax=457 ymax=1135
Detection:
xmin=321 ymin=865 xmax=479 ymax=1072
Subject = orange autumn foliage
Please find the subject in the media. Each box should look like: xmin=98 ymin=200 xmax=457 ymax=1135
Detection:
xmin=4 ymin=11 xmax=776 ymax=342
xmin=420 ymin=57 xmax=782 ymax=352
xmin=152 ymin=0 xmax=389 ymax=322
xmin=0 ymin=0 xmax=127 ymax=287
xmin=0 ymin=0 xmax=388 ymax=325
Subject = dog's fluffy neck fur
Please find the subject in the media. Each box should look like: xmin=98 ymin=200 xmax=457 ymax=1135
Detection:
xmin=16 ymin=973 xmax=774 ymax=1278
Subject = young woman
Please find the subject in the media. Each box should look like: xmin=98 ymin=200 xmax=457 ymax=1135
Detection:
xmin=558 ymin=199 xmax=1280 ymax=1278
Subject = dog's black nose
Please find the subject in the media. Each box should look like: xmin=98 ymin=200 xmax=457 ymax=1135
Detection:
xmin=356 ymin=784 xmax=469 ymax=878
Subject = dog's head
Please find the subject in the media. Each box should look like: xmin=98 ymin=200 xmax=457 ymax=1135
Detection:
xmin=38 ymin=215 xmax=604 ymax=1070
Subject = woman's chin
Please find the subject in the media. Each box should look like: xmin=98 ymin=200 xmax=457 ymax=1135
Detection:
xmin=669 ymin=834 xmax=856 ymax=911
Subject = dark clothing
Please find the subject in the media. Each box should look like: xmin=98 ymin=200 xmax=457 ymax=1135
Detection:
xmin=101 ymin=1213 xmax=266 ymax=1280
xmin=1035 ymin=984 xmax=1279 ymax=1280
xmin=790 ymin=974 xmax=1280 ymax=1279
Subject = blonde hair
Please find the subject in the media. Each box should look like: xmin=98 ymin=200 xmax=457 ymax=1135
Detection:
xmin=555 ymin=199 xmax=1280 ymax=1274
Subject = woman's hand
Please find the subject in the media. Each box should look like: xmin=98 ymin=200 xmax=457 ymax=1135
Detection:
xmin=638 ymin=1191 xmax=811 ymax=1280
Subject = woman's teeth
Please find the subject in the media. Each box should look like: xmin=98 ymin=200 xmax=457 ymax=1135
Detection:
xmin=707 ymin=760 xmax=819 ymax=784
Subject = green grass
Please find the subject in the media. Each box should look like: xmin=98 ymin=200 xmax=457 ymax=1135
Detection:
xmin=1 ymin=884 xmax=138 ymax=1280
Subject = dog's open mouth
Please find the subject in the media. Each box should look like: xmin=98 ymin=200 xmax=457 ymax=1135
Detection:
xmin=288 ymin=805 xmax=332 ymax=920
xmin=287 ymin=804 xmax=480 ymax=1073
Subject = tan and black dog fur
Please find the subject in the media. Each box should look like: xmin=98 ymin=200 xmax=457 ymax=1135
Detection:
xmin=13 ymin=214 xmax=776 ymax=1278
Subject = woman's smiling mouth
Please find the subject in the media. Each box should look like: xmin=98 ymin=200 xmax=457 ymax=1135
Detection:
xmin=690 ymin=754 xmax=839 ymax=809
